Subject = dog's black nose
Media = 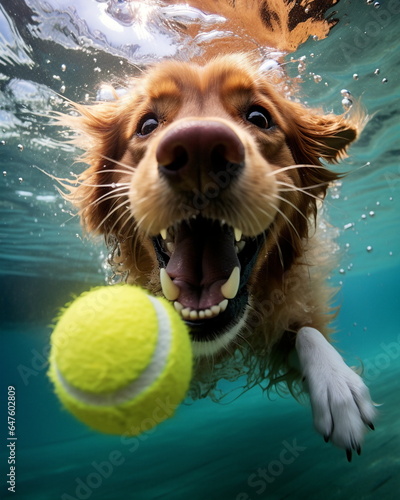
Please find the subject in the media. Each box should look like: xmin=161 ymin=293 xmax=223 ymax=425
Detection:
xmin=156 ymin=120 xmax=245 ymax=192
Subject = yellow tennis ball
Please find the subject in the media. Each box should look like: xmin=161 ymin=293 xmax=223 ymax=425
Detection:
xmin=48 ymin=286 xmax=192 ymax=436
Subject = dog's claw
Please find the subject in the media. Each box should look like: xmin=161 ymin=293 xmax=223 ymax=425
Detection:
xmin=356 ymin=445 xmax=361 ymax=456
xmin=346 ymin=449 xmax=352 ymax=462
xmin=367 ymin=422 xmax=375 ymax=431
xmin=323 ymin=434 xmax=330 ymax=443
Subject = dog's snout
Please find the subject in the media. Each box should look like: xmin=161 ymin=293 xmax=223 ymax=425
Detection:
xmin=156 ymin=120 xmax=245 ymax=189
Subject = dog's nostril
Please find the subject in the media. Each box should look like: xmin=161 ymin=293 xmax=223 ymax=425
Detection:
xmin=159 ymin=146 xmax=189 ymax=174
xmin=211 ymin=145 xmax=229 ymax=168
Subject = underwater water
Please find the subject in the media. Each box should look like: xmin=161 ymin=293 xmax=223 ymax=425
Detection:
xmin=1 ymin=0 xmax=400 ymax=498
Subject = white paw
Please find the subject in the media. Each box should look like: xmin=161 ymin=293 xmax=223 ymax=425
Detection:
xmin=296 ymin=327 xmax=376 ymax=461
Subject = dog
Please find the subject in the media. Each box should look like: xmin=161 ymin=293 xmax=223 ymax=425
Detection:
xmin=59 ymin=0 xmax=375 ymax=460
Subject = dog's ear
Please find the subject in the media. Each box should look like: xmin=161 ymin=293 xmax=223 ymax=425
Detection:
xmin=285 ymin=103 xmax=363 ymax=166
xmin=61 ymin=96 xmax=124 ymax=163
xmin=56 ymin=91 xmax=132 ymax=234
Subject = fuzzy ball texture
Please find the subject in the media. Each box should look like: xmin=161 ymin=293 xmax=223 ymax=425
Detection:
xmin=48 ymin=286 xmax=192 ymax=436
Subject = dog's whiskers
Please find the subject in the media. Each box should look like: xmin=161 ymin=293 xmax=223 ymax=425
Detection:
xmin=268 ymin=163 xmax=332 ymax=177
xmin=99 ymin=154 xmax=137 ymax=174
xmin=276 ymin=180 xmax=327 ymax=202
xmin=269 ymin=202 xmax=302 ymax=245
xmin=93 ymin=198 xmax=130 ymax=234
xmin=273 ymin=194 xmax=308 ymax=222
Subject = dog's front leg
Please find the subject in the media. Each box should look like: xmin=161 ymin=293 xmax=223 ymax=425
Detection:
xmin=295 ymin=327 xmax=376 ymax=461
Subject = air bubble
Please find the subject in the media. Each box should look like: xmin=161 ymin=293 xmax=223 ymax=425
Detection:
xmin=339 ymin=268 xmax=345 ymax=275
xmin=313 ymin=35 xmax=318 ymax=41
xmin=361 ymin=214 xmax=367 ymax=219
xmin=366 ymin=0 xmax=373 ymax=4
xmin=298 ymin=61 xmax=306 ymax=73
xmin=1 ymin=140 xmax=5 ymax=146
xmin=353 ymin=73 xmax=359 ymax=80
xmin=18 ymin=177 xmax=23 ymax=183
xmin=60 ymin=85 xmax=66 ymax=93
xmin=313 ymin=74 xmax=322 ymax=83
xmin=2 ymin=171 xmax=6 ymax=176
xmin=382 ymin=77 xmax=388 ymax=83
xmin=374 ymin=1 xmax=380 ymax=8
xmin=342 ymin=97 xmax=353 ymax=110
xmin=61 ymin=64 xmax=66 ymax=72
xmin=374 ymin=68 xmax=380 ymax=75
xmin=17 ymin=144 xmax=24 ymax=151
xmin=366 ymin=245 xmax=373 ymax=252
xmin=341 ymin=89 xmax=352 ymax=97
xmin=369 ymin=211 xmax=375 ymax=217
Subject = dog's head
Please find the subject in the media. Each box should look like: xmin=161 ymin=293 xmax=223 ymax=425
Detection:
xmin=66 ymin=55 xmax=360 ymax=357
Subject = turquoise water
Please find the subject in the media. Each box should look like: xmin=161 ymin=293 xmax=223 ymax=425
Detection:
xmin=1 ymin=1 xmax=400 ymax=499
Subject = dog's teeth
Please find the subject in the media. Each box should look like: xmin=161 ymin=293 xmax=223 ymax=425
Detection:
xmin=219 ymin=299 xmax=228 ymax=312
xmin=211 ymin=305 xmax=220 ymax=315
xmin=189 ymin=310 xmax=198 ymax=320
xmin=181 ymin=308 xmax=191 ymax=319
xmin=160 ymin=229 xmax=167 ymax=240
xmin=174 ymin=299 xmax=230 ymax=322
xmin=166 ymin=242 xmax=175 ymax=253
xmin=160 ymin=268 xmax=180 ymax=301
xmin=174 ymin=301 xmax=183 ymax=313
xmin=234 ymin=228 xmax=242 ymax=242
xmin=236 ymin=240 xmax=246 ymax=252
xmin=221 ymin=266 xmax=240 ymax=299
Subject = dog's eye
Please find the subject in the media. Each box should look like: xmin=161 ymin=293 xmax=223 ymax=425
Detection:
xmin=246 ymin=106 xmax=272 ymax=129
xmin=137 ymin=114 xmax=159 ymax=136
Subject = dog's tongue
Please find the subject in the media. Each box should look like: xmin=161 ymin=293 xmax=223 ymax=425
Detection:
xmin=166 ymin=219 xmax=240 ymax=310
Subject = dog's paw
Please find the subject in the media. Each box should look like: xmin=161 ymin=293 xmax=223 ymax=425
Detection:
xmin=296 ymin=327 xmax=376 ymax=461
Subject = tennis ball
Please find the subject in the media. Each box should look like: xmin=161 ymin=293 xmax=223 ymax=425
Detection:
xmin=48 ymin=286 xmax=192 ymax=436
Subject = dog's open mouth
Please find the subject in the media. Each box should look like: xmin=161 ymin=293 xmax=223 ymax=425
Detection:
xmin=153 ymin=216 xmax=265 ymax=342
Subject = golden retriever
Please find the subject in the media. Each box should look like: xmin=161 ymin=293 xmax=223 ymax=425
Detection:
xmin=59 ymin=0 xmax=375 ymax=460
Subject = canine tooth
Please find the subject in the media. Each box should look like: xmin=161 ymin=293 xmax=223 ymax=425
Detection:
xmin=189 ymin=310 xmax=198 ymax=320
xmin=219 ymin=299 xmax=228 ymax=312
xmin=160 ymin=268 xmax=180 ymax=301
xmin=221 ymin=266 xmax=240 ymax=299
xmin=166 ymin=242 xmax=175 ymax=253
xmin=160 ymin=229 xmax=167 ymax=240
xmin=174 ymin=301 xmax=183 ymax=313
xmin=237 ymin=241 xmax=246 ymax=252
xmin=234 ymin=228 xmax=242 ymax=242
xmin=181 ymin=308 xmax=191 ymax=319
